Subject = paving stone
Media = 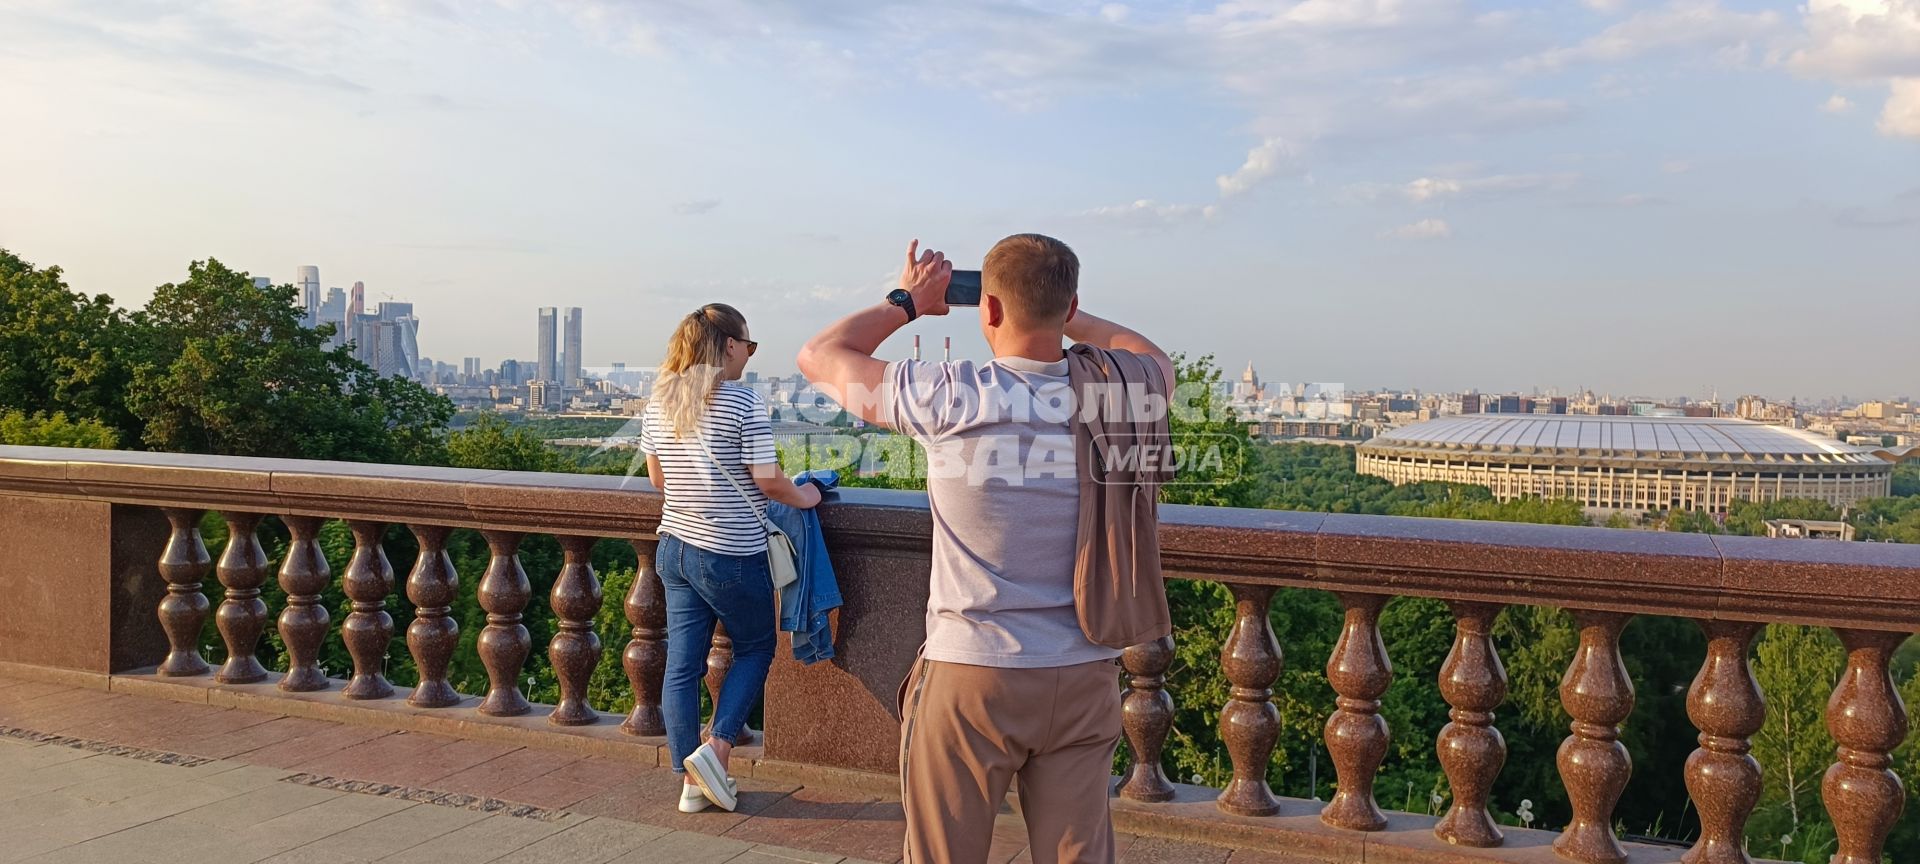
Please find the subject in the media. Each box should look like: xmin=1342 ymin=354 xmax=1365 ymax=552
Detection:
xmin=376 ymin=811 xmax=579 ymax=863
xmin=15 ymin=812 xmax=222 ymax=864
xmin=175 ymin=777 xmax=342 ymax=826
xmin=361 ymin=737 xmax=520 ymax=789
xmin=494 ymin=816 xmax=671 ymax=864
xmin=805 ymin=800 xmax=904 ymax=864
xmin=289 ymin=731 xmax=461 ymax=782
xmin=209 ymin=789 xmax=419 ymax=861
xmin=728 ymin=843 xmax=846 ymax=863
xmin=722 ymin=785 xmax=879 ymax=851
xmin=296 ymin=801 xmax=485 ymax=860
xmin=495 ymin=757 xmax=637 ymax=810
xmin=1119 ymin=834 xmax=1232 ymax=864
xmin=242 ymin=724 xmax=397 ymax=770
xmin=605 ymin=830 xmax=755 ymax=864
xmin=432 ymin=747 xmax=575 ymax=799
xmin=257 ymin=848 xmax=369 ymax=864
xmin=170 ymin=715 xmax=338 ymax=760
xmin=569 ymin=765 xmax=795 ymax=835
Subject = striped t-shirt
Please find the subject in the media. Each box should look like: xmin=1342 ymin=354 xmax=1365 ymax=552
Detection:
xmin=640 ymin=382 xmax=778 ymax=556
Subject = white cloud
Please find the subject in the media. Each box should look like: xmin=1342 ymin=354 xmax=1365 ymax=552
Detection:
xmin=672 ymin=199 xmax=721 ymax=216
xmin=1792 ymin=0 xmax=1920 ymax=80
xmin=1099 ymin=4 xmax=1129 ymax=24
xmin=1662 ymin=159 xmax=1694 ymax=174
xmin=1877 ymin=78 xmax=1920 ymax=137
xmin=1823 ymin=93 xmax=1857 ymax=112
xmin=1583 ymin=0 xmax=1630 ymax=12
xmin=1515 ymin=0 xmax=1785 ymax=73
xmin=1384 ymin=218 xmax=1452 ymax=239
xmin=1216 ymin=137 xmax=1297 ymax=197
xmin=1080 ymin=198 xmax=1217 ymax=229
xmin=1790 ymin=0 xmax=1920 ymax=139
xmin=1351 ymin=172 xmax=1574 ymax=205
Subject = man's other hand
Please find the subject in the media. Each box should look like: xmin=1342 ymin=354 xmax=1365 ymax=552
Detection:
xmin=903 ymin=239 xmax=952 ymax=318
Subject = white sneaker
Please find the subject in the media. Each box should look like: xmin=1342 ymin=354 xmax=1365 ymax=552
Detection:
xmin=683 ymin=743 xmax=739 ymax=812
xmin=678 ymin=782 xmax=713 ymax=813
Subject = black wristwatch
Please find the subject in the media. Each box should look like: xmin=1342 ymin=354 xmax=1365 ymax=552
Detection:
xmin=886 ymin=288 xmax=916 ymax=322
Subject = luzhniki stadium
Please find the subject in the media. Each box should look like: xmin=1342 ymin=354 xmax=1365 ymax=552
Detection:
xmin=1356 ymin=414 xmax=1902 ymax=513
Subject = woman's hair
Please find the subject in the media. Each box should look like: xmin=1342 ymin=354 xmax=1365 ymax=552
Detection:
xmin=654 ymin=303 xmax=748 ymax=438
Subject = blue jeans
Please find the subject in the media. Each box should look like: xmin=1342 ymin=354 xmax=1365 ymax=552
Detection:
xmin=656 ymin=534 xmax=776 ymax=773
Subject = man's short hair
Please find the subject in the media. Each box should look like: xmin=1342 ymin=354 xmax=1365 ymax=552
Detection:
xmin=983 ymin=233 xmax=1078 ymax=327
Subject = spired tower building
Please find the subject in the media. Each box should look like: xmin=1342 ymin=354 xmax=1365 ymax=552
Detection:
xmin=295 ymin=266 xmax=320 ymax=326
xmin=1234 ymin=362 xmax=1263 ymax=402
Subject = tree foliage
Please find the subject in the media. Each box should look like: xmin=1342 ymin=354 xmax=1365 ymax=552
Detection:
xmin=124 ymin=258 xmax=453 ymax=463
xmin=0 ymin=409 xmax=120 ymax=448
xmin=0 ymin=249 xmax=139 ymax=436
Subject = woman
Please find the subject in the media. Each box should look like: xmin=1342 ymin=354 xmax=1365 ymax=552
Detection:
xmin=641 ymin=303 xmax=821 ymax=813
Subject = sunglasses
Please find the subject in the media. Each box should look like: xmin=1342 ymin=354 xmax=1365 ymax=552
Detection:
xmin=730 ymin=334 xmax=758 ymax=356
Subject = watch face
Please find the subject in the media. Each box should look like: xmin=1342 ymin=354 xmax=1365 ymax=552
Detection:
xmin=887 ymin=289 xmax=910 ymax=305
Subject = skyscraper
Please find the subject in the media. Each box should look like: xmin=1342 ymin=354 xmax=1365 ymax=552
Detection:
xmin=537 ymin=307 xmax=558 ymax=384
xmin=295 ymin=266 xmax=320 ymax=325
xmin=349 ymin=281 xmax=365 ymax=322
xmin=563 ymin=307 xmax=583 ymax=388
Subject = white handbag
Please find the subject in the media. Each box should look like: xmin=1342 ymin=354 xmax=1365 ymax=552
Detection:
xmin=695 ymin=437 xmax=800 ymax=591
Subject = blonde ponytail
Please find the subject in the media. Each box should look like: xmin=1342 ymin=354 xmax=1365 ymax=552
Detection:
xmin=654 ymin=303 xmax=748 ymax=438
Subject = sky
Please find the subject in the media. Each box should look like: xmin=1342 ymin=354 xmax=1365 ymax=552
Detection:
xmin=0 ymin=0 xmax=1915 ymax=401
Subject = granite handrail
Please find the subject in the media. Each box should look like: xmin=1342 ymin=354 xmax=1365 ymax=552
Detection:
xmin=3 ymin=445 xmax=1918 ymax=629
xmin=5 ymin=444 xmax=1920 ymax=864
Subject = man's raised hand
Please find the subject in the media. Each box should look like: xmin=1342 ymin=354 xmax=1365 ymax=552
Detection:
xmin=902 ymin=239 xmax=952 ymax=317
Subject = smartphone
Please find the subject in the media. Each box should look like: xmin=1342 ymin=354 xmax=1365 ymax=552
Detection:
xmin=946 ymin=270 xmax=983 ymax=306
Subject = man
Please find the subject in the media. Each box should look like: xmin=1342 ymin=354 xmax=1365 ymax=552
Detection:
xmin=798 ymin=234 xmax=1175 ymax=864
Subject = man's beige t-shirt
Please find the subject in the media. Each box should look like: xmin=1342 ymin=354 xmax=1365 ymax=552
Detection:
xmin=882 ymin=356 xmax=1120 ymax=670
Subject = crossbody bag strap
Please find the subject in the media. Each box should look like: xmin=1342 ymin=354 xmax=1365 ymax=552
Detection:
xmin=690 ymin=433 xmax=775 ymax=529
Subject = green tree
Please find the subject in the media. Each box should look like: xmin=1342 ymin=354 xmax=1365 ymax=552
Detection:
xmin=0 ymin=249 xmax=139 ymax=436
xmin=447 ymin=414 xmax=569 ymax=472
xmin=0 ymin=409 xmax=120 ymax=448
xmin=125 ymin=258 xmax=453 ymax=463
xmin=1892 ymin=462 xmax=1918 ymax=497
xmin=1748 ymin=624 xmax=1847 ymax=864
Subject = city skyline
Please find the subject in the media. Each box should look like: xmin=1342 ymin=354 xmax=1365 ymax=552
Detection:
xmin=2 ymin=1 xmax=1915 ymax=398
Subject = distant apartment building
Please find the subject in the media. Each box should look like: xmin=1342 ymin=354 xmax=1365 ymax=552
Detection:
xmin=563 ymin=307 xmax=583 ymax=387
xmin=537 ymin=307 xmax=558 ymax=384
xmin=295 ymin=266 xmax=320 ymax=325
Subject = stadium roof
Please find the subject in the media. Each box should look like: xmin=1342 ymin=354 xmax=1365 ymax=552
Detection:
xmin=1363 ymin=415 xmax=1886 ymax=463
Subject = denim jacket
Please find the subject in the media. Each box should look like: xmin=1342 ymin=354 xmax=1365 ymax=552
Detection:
xmin=767 ymin=494 xmax=842 ymax=665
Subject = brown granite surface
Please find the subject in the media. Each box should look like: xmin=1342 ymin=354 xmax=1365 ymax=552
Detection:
xmin=7 ymin=445 xmax=1917 ymax=630
xmin=0 ymin=672 xmax=1358 ymax=864
xmin=0 ymin=494 xmax=168 ymax=673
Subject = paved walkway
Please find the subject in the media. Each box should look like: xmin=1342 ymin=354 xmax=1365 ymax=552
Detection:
xmin=0 ymin=676 xmax=1275 ymax=864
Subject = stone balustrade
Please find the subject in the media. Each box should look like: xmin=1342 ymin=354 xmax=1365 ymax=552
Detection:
xmin=3 ymin=444 xmax=1919 ymax=863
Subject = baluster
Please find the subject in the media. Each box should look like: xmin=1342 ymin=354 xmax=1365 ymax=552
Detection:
xmin=1682 ymin=619 xmax=1763 ymax=864
xmin=476 ymin=530 xmax=532 ymax=716
xmin=1554 ymin=610 xmax=1635 ymax=864
xmin=1435 ymin=602 xmax=1507 ymax=848
xmin=404 ymin=524 xmax=461 ymax=708
xmin=340 ymin=521 xmax=394 ymax=700
xmin=156 ymin=508 xmax=212 ymax=677
xmin=549 ymin=535 xmax=604 ymax=726
xmin=213 ymin=513 xmax=270 ymax=684
xmin=277 ymin=515 xmax=332 ymax=692
xmin=705 ymin=622 xmax=759 ymax=744
xmin=1218 ymin=582 xmax=1282 ymax=817
xmin=621 ymin=539 xmax=667 ymax=736
xmin=1823 ymin=628 xmax=1910 ymax=864
xmin=1323 ymin=592 xmax=1392 ymax=831
xmin=1118 ymin=635 xmax=1177 ymax=802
